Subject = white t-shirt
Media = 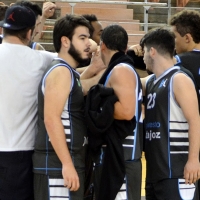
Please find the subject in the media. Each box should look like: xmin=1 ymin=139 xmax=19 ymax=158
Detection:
xmin=0 ymin=43 xmax=56 ymax=151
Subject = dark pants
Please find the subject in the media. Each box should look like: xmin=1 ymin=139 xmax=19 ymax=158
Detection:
xmin=146 ymin=178 xmax=198 ymax=200
xmin=34 ymin=168 xmax=85 ymax=200
xmin=94 ymin=159 xmax=142 ymax=200
xmin=0 ymin=151 xmax=34 ymax=200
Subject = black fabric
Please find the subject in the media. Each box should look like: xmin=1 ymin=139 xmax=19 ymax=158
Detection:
xmin=85 ymin=84 xmax=136 ymax=200
xmin=0 ymin=151 xmax=34 ymax=200
xmin=0 ymin=35 xmax=2 ymax=44
xmin=126 ymin=49 xmax=146 ymax=70
xmin=146 ymin=179 xmax=198 ymax=200
xmin=99 ymin=51 xmax=135 ymax=84
xmin=86 ymin=52 xmax=136 ymax=200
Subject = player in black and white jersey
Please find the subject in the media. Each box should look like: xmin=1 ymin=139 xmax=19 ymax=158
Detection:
xmin=141 ymin=28 xmax=200 ymax=200
xmin=169 ymin=9 xmax=200 ymax=199
xmin=92 ymin=24 xmax=143 ymax=200
xmin=33 ymin=14 xmax=104 ymax=200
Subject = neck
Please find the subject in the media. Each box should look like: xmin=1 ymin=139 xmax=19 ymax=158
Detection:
xmin=152 ymin=57 xmax=175 ymax=78
xmin=58 ymin=51 xmax=78 ymax=69
xmin=2 ymin=35 xmax=28 ymax=46
xmin=103 ymin=50 xmax=118 ymax=66
xmin=191 ymin=43 xmax=200 ymax=51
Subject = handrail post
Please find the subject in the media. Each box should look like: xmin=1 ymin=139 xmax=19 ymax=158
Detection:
xmin=167 ymin=0 xmax=171 ymax=23
xmin=69 ymin=3 xmax=76 ymax=14
xmin=143 ymin=5 xmax=151 ymax=33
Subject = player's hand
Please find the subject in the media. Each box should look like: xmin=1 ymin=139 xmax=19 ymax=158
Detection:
xmin=62 ymin=162 xmax=80 ymax=191
xmin=128 ymin=44 xmax=144 ymax=57
xmin=184 ymin=160 xmax=200 ymax=184
xmin=90 ymin=47 xmax=106 ymax=74
xmin=42 ymin=2 xmax=56 ymax=19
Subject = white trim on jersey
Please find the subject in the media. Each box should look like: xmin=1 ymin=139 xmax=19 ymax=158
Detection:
xmin=115 ymin=183 xmax=127 ymax=200
xmin=169 ymin=72 xmax=190 ymax=155
xmin=123 ymin=144 xmax=134 ymax=147
xmin=49 ymin=178 xmax=69 ymax=200
xmin=61 ymin=119 xmax=70 ymax=126
xmin=178 ymin=178 xmax=195 ymax=200
xmin=125 ymin=136 xmax=135 ymax=140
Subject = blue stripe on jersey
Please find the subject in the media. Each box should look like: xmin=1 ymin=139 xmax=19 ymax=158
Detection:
xmin=42 ymin=63 xmax=74 ymax=90
xmin=167 ymin=80 xmax=171 ymax=178
xmin=68 ymin=85 xmax=74 ymax=162
xmin=34 ymin=168 xmax=62 ymax=170
xmin=175 ymin=55 xmax=181 ymax=64
xmin=31 ymin=42 xmax=37 ymax=49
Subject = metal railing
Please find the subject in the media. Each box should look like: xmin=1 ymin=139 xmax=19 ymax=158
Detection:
xmin=39 ymin=0 xmax=200 ymax=50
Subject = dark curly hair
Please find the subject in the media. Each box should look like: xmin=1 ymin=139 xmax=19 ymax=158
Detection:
xmin=140 ymin=27 xmax=175 ymax=58
xmin=169 ymin=10 xmax=200 ymax=43
xmin=100 ymin=24 xmax=128 ymax=52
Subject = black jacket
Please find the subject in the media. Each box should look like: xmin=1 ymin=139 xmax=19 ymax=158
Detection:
xmin=85 ymin=52 xmax=136 ymax=200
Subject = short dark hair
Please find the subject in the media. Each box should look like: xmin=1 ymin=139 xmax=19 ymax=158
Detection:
xmin=82 ymin=14 xmax=98 ymax=36
xmin=82 ymin=14 xmax=98 ymax=23
xmin=100 ymin=24 xmax=128 ymax=52
xmin=15 ymin=1 xmax=42 ymax=17
xmin=53 ymin=14 xmax=92 ymax=53
xmin=169 ymin=10 xmax=200 ymax=43
xmin=0 ymin=5 xmax=8 ymax=21
xmin=140 ymin=27 xmax=175 ymax=58
xmin=4 ymin=27 xmax=35 ymax=43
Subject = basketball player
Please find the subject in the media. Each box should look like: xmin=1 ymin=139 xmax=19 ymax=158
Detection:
xmin=90 ymin=24 xmax=143 ymax=200
xmin=141 ymin=27 xmax=200 ymax=200
xmin=32 ymin=14 xmax=94 ymax=200
xmin=169 ymin=9 xmax=200 ymax=199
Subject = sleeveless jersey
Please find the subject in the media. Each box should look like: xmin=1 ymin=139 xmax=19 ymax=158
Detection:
xmin=101 ymin=63 xmax=143 ymax=162
xmin=176 ymin=50 xmax=200 ymax=95
xmin=33 ymin=58 xmax=87 ymax=175
xmin=29 ymin=41 xmax=37 ymax=49
xmin=145 ymin=66 xmax=190 ymax=182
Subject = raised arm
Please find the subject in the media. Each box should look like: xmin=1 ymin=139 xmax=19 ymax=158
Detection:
xmin=34 ymin=2 xmax=56 ymax=42
xmin=80 ymin=48 xmax=106 ymax=95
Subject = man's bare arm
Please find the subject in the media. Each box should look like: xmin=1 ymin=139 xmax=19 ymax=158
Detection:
xmin=173 ymin=73 xmax=200 ymax=184
xmin=34 ymin=2 xmax=56 ymax=42
xmin=107 ymin=64 xmax=136 ymax=120
xmin=44 ymin=66 xmax=79 ymax=191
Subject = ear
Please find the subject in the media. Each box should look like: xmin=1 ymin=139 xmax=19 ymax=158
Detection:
xmin=100 ymin=41 xmax=106 ymax=51
xmin=61 ymin=36 xmax=70 ymax=49
xmin=149 ymin=47 xmax=156 ymax=57
xmin=185 ymin=33 xmax=193 ymax=43
xmin=27 ymin=29 xmax=32 ymax=42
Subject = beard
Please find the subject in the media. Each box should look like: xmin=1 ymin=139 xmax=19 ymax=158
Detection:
xmin=68 ymin=42 xmax=90 ymax=65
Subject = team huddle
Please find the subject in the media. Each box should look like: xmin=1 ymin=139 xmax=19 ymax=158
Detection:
xmin=0 ymin=1 xmax=200 ymax=200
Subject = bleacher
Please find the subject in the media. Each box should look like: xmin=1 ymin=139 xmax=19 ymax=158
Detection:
xmin=38 ymin=0 xmax=148 ymax=51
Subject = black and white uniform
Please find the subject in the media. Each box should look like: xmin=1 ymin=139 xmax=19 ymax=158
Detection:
xmin=145 ymin=66 xmax=196 ymax=200
xmin=175 ymin=50 xmax=200 ymax=200
xmin=96 ymin=62 xmax=143 ymax=200
xmin=175 ymin=50 xmax=200 ymax=98
xmin=33 ymin=58 xmax=87 ymax=200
